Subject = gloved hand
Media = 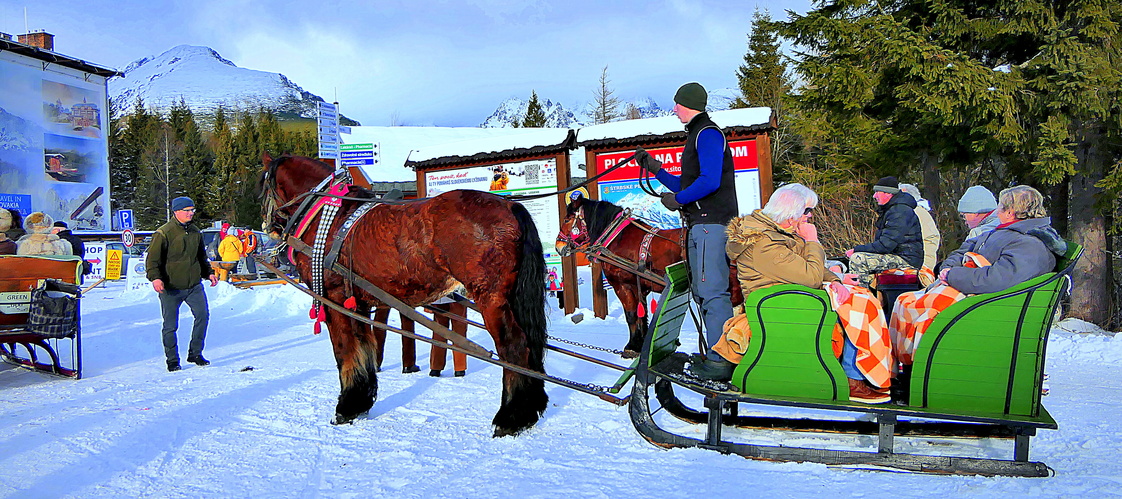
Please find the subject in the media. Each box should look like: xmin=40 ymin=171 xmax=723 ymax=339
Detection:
xmin=636 ymin=147 xmax=662 ymax=175
xmin=660 ymin=192 xmax=682 ymax=211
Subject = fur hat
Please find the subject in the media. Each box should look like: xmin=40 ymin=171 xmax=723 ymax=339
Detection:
xmin=673 ymin=82 xmax=708 ymax=112
xmin=957 ymin=185 xmax=998 ymax=213
xmin=24 ymin=212 xmax=55 ymax=234
xmin=0 ymin=209 xmax=11 ymax=233
xmin=872 ymin=176 xmax=900 ymax=194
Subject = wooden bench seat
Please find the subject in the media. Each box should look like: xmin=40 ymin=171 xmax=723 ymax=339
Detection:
xmin=0 ymin=255 xmax=84 ymax=379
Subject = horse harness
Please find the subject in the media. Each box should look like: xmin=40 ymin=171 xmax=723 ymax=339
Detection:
xmin=562 ymin=208 xmax=681 ymax=288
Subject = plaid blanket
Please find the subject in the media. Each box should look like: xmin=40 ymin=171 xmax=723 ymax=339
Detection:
xmin=888 ymin=252 xmax=989 ymax=365
xmin=713 ymin=284 xmax=893 ymax=389
xmin=826 ymin=285 xmax=893 ymax=389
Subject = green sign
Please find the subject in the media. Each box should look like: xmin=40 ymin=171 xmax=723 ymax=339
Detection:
xmin=340 ymin=143 xmax=374 ymax=151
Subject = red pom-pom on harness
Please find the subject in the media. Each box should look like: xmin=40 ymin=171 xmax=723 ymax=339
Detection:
xmin=310 ymin=303 xmax=326 ymax=335
xmin=343 ymin=296 xmax=357 ymax=310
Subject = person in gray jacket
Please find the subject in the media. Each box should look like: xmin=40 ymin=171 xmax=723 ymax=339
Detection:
xmin=957 ymin=185 xmax=1001 ymax=241
xmin=938 ymin=185 xmax=1067 ymax=294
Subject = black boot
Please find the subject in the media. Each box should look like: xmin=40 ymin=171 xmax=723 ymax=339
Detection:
xmin=167 ymin=361 xmax=181 ymax=372
xmin=690 ymin=357 xmax=737 ymax=381
xmin=186 ymin=354 xmax=210 ymax=366
xmin=429 ymin=369 xmax=442 ymax=377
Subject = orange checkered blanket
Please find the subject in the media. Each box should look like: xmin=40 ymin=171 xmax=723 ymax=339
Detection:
xmin=714 ymin=284 xmax=893 ymax=389
xmin=888 ymin=252 xmax=990 ymax=365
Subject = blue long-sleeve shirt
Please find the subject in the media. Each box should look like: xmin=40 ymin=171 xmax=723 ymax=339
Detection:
xmin=655 ymin=128 xmax=725 ymax=204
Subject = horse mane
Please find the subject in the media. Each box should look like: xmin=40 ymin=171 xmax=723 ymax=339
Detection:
xmin=258 ymin=154 xmax=383 ymax=201
xmin=579 ymin=198 xmax=625 ymax=242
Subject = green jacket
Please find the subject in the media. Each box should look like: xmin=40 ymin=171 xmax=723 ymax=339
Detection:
xmin=146 ymin=220 xmax=212 ymax=290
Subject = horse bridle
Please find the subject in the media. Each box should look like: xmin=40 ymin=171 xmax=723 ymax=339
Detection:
xmin=558 ymin=208 xmax=593 ymax=251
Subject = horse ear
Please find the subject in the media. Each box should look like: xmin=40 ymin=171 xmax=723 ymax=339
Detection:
xmin=261 ymin=152 xmax=274 ymax=170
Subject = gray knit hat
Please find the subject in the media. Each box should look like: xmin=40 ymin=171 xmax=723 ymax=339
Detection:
xmin=673 ymin=82 xmax=707 ymax=111
xmin=957 ymin=186 xmax=997 ymax=213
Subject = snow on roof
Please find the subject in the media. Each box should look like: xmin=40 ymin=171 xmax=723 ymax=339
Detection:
xmin=576 ymin=107 xmax=772 ymax=144
xmin=406 ymin=128 xmax=574 ymax=166
xmin=342 ymin=126 xmax=549 ymax=182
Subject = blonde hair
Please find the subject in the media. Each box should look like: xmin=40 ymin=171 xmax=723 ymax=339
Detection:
xmin=761 ymin=183 xmax=819 ymax=223
xmin=998 ymin=185 xmax=1048 ymax=220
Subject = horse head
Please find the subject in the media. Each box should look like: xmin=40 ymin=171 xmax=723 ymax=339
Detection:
xmin=259 ymin=152 xmax=333 ymax=240
xmin=555 ymin=195 xmax=589 ymax=257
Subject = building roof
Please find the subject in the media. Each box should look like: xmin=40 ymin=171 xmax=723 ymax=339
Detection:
xmin=575 ymin=107 xmax=773 ymax=148
xmin=406 ymin=129 xmax=576 ymax=170
xmin=0 ymin=38 xmax=122 ymax=78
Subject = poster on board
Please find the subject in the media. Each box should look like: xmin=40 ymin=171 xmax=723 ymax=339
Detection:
xmin=424 ymin=158 xmax=564 ymax=289
xmin=592 ymin=139 xmax=762 ymax=229
xmin=0 ymin=51 xmax=111 ymax=230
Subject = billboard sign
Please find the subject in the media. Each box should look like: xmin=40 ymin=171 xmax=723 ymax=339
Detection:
xmin=424 ymin=158 xmax=563 ymax=289
xmin=592 ymin=139 xmax=762 ymax=229
xmin=0 ymin=51 xmax=112 ymax=230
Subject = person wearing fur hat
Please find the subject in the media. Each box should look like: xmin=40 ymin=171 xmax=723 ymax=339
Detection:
xmin=844 ymin=176 xmax=924 ymax=288
xmin=16 ymin=212 xmax=73 ymax=256
xmin=52 ymin=221 xmax=90 ymax=278
xmin=146 ymin=196 xmax=219 ymax=372
xmin=0 ymin=209 xmax=16 ymax=255
xmin=634 ymin=82 xmax=738 ymax=373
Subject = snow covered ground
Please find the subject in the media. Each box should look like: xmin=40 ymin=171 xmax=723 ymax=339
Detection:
xmin=3 ymin=273 xmax=1122 ymax=498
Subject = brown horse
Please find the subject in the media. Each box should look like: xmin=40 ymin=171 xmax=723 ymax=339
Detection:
xmin=554 ymin=196 xmax=743 ymax=357
xmin=260 ymin=153 xmax=548 ymax=436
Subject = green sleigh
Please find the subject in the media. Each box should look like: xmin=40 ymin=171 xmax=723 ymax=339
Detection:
xmin=628 ymin=242 xmax=1083 ymax=476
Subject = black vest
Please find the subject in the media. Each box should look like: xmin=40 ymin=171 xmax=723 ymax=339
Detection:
xmin=679 ymin=113 xmax=738 ymax=225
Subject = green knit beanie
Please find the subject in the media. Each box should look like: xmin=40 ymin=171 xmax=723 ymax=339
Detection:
xmin=673 ymin=82 xmax=707 ymax=111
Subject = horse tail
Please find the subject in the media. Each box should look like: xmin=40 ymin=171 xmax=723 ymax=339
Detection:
xmin=509 ymin=201 xmax=547 ymax=372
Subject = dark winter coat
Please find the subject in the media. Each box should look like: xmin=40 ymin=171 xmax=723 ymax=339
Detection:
xmin=941 ymin=217 xmax=1065 ymax=295
xmin=56 ymin=229 xmax=89 ymax=274
xmin=853 ymin=191 xmax=925 ymax=268
xmin=146 ymin=220 xmax=213 ymax=290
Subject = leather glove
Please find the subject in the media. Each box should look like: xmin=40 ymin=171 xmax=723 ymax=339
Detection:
xmin=636 ymin=147 xmax=662 ymax=175
xmin=661 ymin=192 xmax=682 ymax=211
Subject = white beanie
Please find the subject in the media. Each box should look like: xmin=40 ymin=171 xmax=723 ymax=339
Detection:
xmin=957 ymin=186 xmax=998 ymax=213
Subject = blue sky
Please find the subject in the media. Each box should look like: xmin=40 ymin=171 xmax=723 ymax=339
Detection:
xmin=5 ymin=0 xmax=812 ymax=126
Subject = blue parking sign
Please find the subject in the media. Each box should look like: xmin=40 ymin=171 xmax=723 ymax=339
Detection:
xmin=119 ymin=209 xmax=134 ymax=231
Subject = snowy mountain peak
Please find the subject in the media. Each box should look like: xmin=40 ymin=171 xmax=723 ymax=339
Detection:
xmin=479 ymin=90 xmax=742 ymax=129
xmin=110 ymin=45 xmax=358 ymax=124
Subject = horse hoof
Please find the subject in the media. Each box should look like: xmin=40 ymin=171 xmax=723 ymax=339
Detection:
xmin=492 ymin=426 xmax=523 ymax=438
xmin=622 ymin=349 xmax=639 ymax=359
xmin=331 ymin=414 xmax=356 ymax=425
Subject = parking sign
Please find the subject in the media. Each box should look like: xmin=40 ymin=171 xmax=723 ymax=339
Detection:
xmin=119 ymin=209 xmax=134 ymax=231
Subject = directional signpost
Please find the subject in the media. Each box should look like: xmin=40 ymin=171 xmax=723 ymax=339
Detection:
xmin=317 ymin=101 xmax=339 ymax=160
xmin=340 ymin=143 xmax=379 ymax=169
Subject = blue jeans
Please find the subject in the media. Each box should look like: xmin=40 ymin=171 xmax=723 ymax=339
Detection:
xmin=687 ymin=224 xmax=734 ymax=361
xmin=159 ymin=284 xmax=210 ymax=363
xmin=840 ymin=335 xmax=863 ymax=380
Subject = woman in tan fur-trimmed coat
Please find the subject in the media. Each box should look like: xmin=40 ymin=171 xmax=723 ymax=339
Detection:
xmin=695 ymin=184 xmax=894 ymax=404
xmin=16 ymin=212 xmax=72 ymax=256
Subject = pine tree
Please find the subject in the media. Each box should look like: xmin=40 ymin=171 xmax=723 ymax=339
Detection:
xmin=522 ymin=91 xmax=547 ymax=127
xmin=590 ymin=66 xmax=621 ymax=124
xmin=776 ymin=0 xmax=1122 ymax=325
xmin=733 ymin=10 xmax=798 ymax=181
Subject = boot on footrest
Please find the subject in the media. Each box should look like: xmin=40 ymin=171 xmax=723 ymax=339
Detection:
xmin=848 ymin=378 xmax=890 ymax=404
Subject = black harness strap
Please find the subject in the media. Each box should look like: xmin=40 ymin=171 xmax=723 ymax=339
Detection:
xmin=324 ymin=200 xmax=380 ymax=269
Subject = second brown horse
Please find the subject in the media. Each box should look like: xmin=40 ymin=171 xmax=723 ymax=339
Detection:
xmin=555 ymin=196 xmax=742 ymax=357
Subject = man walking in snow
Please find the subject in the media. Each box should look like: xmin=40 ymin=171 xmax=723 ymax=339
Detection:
xmin=146 ymin=196 xmax=219 ymax=372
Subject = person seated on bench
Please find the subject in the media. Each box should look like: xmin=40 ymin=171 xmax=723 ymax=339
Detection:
xmin=843 ymin=177 xmax=924 ymax=289
xmin=889 ymin=185 xmax=1068 ymax=370
xmin=691 ymin=183 xmax=893 ymax=404
xmin=0 ymin=209 xmax=16 ymax=255
xmin=16 ymin=212 xmax=73 ymax=256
